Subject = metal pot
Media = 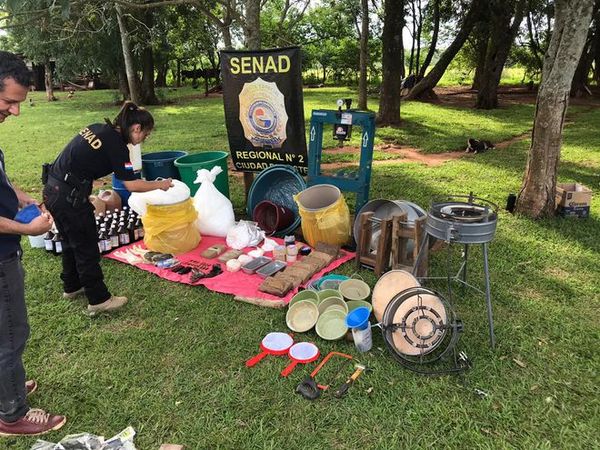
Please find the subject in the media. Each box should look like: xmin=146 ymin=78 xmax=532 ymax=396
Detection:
xmin=427 ymin=195 xmax=498 ymax=244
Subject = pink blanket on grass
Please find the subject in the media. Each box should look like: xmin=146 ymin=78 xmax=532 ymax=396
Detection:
xmin=104 ymin=236 xmax=354 ymax=305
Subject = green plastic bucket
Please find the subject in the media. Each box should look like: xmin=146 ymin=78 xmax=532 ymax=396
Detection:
xmin=174 ymin=151 xmax=230 ymax=198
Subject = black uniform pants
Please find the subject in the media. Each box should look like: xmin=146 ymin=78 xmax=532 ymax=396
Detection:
xmin=43 ymin=184 xmax=111 ymax=305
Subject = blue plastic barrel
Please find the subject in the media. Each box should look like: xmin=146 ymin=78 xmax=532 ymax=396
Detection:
xmin=141 ymin=150 xmax=188 ymax=181
xmin=247 ymin=165 xmax=306 ymax=237
xmin=112 ymin=172 xmax=141 ymax=204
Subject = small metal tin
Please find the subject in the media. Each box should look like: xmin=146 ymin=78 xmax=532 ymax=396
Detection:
xmin=241 ymin=256 xmax=272 ymax=274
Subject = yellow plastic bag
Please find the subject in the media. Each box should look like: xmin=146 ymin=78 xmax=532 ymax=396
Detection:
xmin=295 ymin=192 xmax=351 ymax=248
xmin=143 ymin=199 xmax=201 ymax=254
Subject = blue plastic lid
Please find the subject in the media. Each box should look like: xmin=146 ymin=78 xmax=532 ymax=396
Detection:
xmin=14 ymin=204 xmax=41 ymax=224
xmin=345 ymin=307 xmax=371 ymax=330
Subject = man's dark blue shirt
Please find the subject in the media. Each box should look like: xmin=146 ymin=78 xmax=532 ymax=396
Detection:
xmin=0 ymin=148 xmax=21 ymax=257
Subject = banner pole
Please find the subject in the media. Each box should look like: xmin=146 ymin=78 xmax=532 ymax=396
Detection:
xmin=244 ymin=172 xmax=254 ymax=202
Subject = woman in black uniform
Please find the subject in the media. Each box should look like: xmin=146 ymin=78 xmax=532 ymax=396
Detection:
xmin=43 ymin=102 xmax=172 ymax=315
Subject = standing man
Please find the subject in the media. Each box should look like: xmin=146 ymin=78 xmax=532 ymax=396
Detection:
xmin=0 ymin=51 xmax=66 ymax=436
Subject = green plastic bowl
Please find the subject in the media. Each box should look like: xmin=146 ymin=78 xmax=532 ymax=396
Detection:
xmin=315 ymin=309 xmax=348 ymax=341
xmin=286 ymin=300 xmax=319 ymax=333
xmin=289 ymin=290 xmax=319 ymax=308
xmin=339 ymin=279 xmax=371 ymax=301
xmin=317 ymin=289 xmax=343 ymax=304
xmin=347 ymin=300 xmax=373 ymax=313
xmin=318 ymin=296 xmax=349 ymax=315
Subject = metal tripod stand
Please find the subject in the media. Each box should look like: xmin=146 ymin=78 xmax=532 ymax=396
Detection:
xmin=412 ymin=195 xmax=498 ymax=349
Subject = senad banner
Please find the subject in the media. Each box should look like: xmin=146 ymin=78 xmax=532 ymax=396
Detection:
xmin=221 ymin=47 xmax=307 ymax=174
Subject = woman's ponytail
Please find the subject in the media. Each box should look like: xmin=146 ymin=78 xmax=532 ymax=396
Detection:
xmin=108 ymin=101 xmax=154 ymax=143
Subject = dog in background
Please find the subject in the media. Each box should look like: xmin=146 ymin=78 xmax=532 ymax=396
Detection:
xmin=465 ymin=138 xmax=495 ymax=154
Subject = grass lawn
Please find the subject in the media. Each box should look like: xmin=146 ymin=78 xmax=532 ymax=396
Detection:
xmin=0 ymin=87 xmax=598 ymax=449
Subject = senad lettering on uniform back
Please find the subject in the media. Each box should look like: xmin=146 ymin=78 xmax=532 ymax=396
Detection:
xmin=78 ymin=127 xmax=103 ymax=150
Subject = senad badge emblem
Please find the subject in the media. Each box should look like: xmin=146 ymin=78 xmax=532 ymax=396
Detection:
xmin=239 ymin=77 xmax=288 ymax=148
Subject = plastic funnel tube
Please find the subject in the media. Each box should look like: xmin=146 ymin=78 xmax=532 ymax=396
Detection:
xmin=345 ymin=306 xmax=371 ymax=330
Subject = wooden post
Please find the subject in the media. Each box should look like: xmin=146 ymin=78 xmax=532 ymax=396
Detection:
xmin=391 ymin=213 xmax=407 ymax=269
xmin=243 ymin=172 xmax=254 ymax=203
xmin=375 ymin=218 xmax=392 ymax=276
xmin=355 ymin=212 xmax=375 ymax=270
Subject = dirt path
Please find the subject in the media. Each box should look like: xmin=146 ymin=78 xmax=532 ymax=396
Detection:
xmin=318 ymin=131 xmax=533 ymax=171
xmin=318 ymin=97 xmax=599 ymax=170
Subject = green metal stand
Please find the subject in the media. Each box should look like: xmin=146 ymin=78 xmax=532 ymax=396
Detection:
xmin=307 ymin=109 xmax=376 ymax=214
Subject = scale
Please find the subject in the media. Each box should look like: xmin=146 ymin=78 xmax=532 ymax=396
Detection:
xmin=332 ymin=98 xmax=354 ymax=143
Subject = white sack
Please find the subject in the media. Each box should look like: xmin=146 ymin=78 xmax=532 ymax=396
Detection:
xmin=193 ymin=166 xmax=235 ymax=237
xmin=226 ymin=220 xmax=265 ymax=250
xmin=128 ymin=179 xmax=190 ymax=216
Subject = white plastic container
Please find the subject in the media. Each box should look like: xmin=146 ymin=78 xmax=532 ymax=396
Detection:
xmin=28 ymin=234 xmax=45 ymax=249
xmin=351 ymin=322 xmax=373 ymax=353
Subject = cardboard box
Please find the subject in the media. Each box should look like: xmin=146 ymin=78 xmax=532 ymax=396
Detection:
xmin=556 ymin=183 xmax=592 ymax=218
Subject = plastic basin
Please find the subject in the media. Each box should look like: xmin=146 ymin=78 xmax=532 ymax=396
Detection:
xmin=339 ymin=279 xmax=371 ymax=301
xmin=289 ymin=290 xmax=319 ymax=308
xmin=317 ymin=296 xmax=348 ymax=315
xmin=347 ymin=300 xmax=373 ymax=313
xmin=316 ymin=309 xmax=348 ymax=340
xmin=316 ymin=289 xmax=343 ymax=304
xmin=286 ymin=300 xmax=319 ymax=332
xmin=247 ymin=165 xmax=306 ymax=237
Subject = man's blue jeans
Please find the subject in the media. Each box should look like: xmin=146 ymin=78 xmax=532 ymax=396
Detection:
xmin=0 ymin=253 xmax=29 ymax=422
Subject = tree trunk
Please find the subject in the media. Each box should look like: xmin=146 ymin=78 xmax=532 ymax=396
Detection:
xmin=400 ymin=43 xmax=405 ymax=78
xmin=516 ymin=0 xmax=595 ymax=218
xmin=476 ymin=0 xmax=526 ymax=109
xmin=377 ymin=0 xmax=405 ymax=125
xmin=140 ymin=46 xmax=159 ymax=105
xmin=118 ymin=65 xmax=130 ymax=101
xmin=408 ymin=0 xmax=416 ymax=74
xmin=115 ymin=5 xmax=140 ymax=104
xmin=526 ymin=11 xmax=545 ymax=74
xmin=176 ymin=59 xmax=181 ymax=87
xmin=43 ymin=61 xmax=56 ymax=102
xmin=358 ymin=0 xmax=369 ymax=110
xmin=593 ymin=8 xmax=600 ymax=85
xmin=405 ymin=0 xmax=484 ymax=100
xmin=140 ymin=10 xmax=159 ymax=105
xmin=243 ymin=0 xmax=261 ymax=199
xmin=221 ymin=10 xmax=234 ymax=50
xmin=594 ymin=16 xmax=600 ymax=84
xmin=244 ymin=0 xmax=261 ymax=49
xmin=570 ymin=2 xmax=599 ymax=96
xmin=155 ymin=62 xmax=168 ymax=88
xmin=415 ymin=0 xmax=422 ymax=75
xmin=417 ymin=0 xmax=440 ymax=80
xmin=471 ymin=22 xmax=490 ymax=90
xmin=221 ymin=24 xmax=233 ymax=50
xmin=570 ymin=39 xmax=594 ymax=97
